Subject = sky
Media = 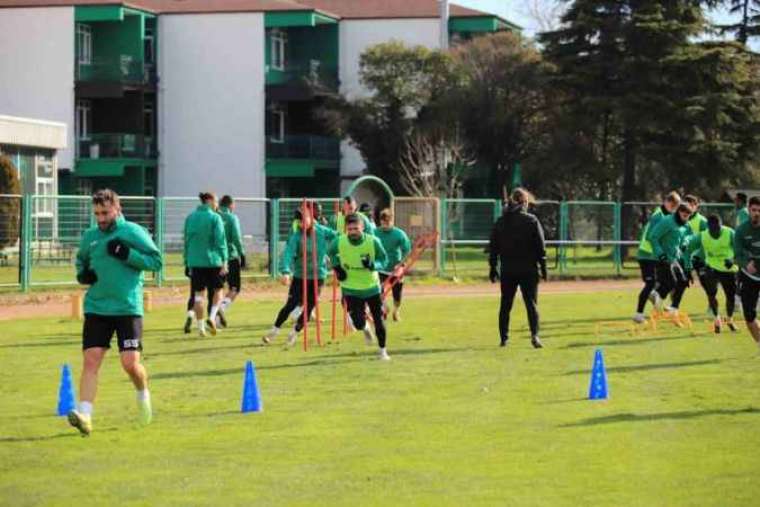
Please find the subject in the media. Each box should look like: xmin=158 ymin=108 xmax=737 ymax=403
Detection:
xmin=453 ymin=1 xmax=742 ymax=40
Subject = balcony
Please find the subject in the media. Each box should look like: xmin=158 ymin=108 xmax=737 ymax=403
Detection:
xmin=266 ymin=61 xmax=338 ymax=94
xmin=267 ymin=135 xmax=339 ymax=161
xmin=76 ymin=57 xmax=156 ymax=86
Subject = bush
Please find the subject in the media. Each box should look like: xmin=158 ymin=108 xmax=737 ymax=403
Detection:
xmin=0 ymin=155 xmax=22 ymax=249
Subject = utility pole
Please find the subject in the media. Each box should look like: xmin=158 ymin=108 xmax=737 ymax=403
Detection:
xmin=439 ymin=0 xmax=449 ymax=50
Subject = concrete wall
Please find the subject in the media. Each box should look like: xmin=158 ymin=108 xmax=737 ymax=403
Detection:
xmin=0 ymin=7 xmax=75 ymax=170
xmin=158 ymin=13 xmax=266 ymax=199
xmin=338 ymin=19 xmax=441 ymax=186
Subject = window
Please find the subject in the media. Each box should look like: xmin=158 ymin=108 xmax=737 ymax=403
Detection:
xmin=144 ymin=26 xmax=155 ymax=65
xmin=143 ymin=103 xmax=154 ymax=138
xmin=76 ymin=24 xmax=92 ymax=65
xmin=270 ymin=29 xmax=287 ymax=71
xmin=34 ymin=156 xmax=55 ymax=217
xmin=76 ymin=100 xmax=91 ymax=141
xmin=267 ymin=103 xmax=285 ymax=143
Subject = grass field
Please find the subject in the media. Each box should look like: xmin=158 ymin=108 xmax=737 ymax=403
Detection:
xmin=1 ymin=288 xmax=759 ymax=506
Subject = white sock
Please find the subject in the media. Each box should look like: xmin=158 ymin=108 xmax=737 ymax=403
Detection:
xmin=269 ymin=326 xmax=280 ymax=335
xmin=136 ymin=389 xmax=150 ymax=402
xmin=221 ymin=297 xmax=232 ymax=311
xmin=209 ymin=304 xmax=220 ymax=321
xmin=79 ymin=401 xmax=93 ymax=416
xmin=198 ymin=319 xmax=206 ymax=331
xmin=186 ymin=309 xmax=195 ymax=319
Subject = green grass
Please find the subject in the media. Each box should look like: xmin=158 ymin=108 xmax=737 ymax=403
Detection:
xmin=1 ymin=290 xmax=759 ymax=506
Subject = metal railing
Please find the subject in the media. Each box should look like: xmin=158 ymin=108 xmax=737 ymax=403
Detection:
xmin=266 ymin=135 xmax=340 ymax=161
xmin=78 ymin=134 xmax=156 ymax=159
xmin=76 ymin=56 xmax=155 ymax=84
xmin=266 ymin=62 xmax=338 ymax=90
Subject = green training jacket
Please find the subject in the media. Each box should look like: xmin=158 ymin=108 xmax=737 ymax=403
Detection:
xmin=375 ymin=226 xmax=412 ymax=273
xmin=734 ymin=219 xmax=760 ymax=279
xmin=183 ymin=204 xmax=228 ymax=268
xmin=686 ymin=212 xmax=708 ymax=261
xmin=220 ymin=206 xmax=244 ymax=260
xmin=76 ymin=215 xmax=162 ymax=316
xmin=280 ymin=223 xmax=337 ymax=280
xmin=650 ymin=213 xmax=691 ymax=267
xmin=328 ymin=233 xmax=387 ymax=298
xmin=736 ymin=206 xmax=750 ymax=228
xmin=636 ymin=206 xmax=667 ymax=261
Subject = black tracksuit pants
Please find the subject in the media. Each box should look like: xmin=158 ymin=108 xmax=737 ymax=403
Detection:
xmin=274 ymin=278 xmax=324 ymax=331
xmin=702 ymin=269 xmax=737 ymax=318
xmin=499 ymin=272 xmax=539 ymax=341
xmin=345 ymin=294 xmax=387 ymax=348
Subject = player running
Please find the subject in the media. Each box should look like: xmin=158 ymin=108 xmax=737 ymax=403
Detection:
xmin=68 ymin=189 xmax=162 ymax=436
xmin=488 ymin=188 xmax=547 ymax=349
xmin=734 ymin=192 xmax=749 ymax=228
xmin=329 ymin=213 xmax=390 ymax=360
xmin=184 ymin=192 xmax=228 ymax=337
xmin=332 ymin=196 xmax=375 ymax=235
xmin=214 ymin=195 xmax=246 ymax=327
xmin=633 ymin=191 xmax=681 ymax=322
xmin=375 ymin=208 xmax=411 ymax=321
xmin=649 ymin=203 xmax=693 ymax=317
xmin=687 ymin=214 xmax=738 ymax=333
xmin=733 ymin=196 xmax=760 ymax=349
xmin=263 ymin=203 xmax=337 ymax=346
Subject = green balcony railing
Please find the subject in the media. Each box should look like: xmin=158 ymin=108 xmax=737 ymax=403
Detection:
xmin=76 ymin=57 xmax=156 ymax=84
xmin=78 ymin=134 xmax=156 ymax=159
xmin=266 ymin=62 xmax=338 ymax=91
xmin=266 ymin=135 xmax=339 ymax=160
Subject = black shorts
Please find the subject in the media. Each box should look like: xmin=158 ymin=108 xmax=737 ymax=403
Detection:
xmin=83 ymin=314 xmax=143 ymax=352
xmin=227 ymin=258 xmax=241 ymax=292
xmin=638 ymin=259 xmax=657 ymax=283
xmin=190 ymin=267 xmax=225 ymax=292
xmin=379 ymin=273 xmax=404 ymax=303
xmin=739 ymin=271 xmax=760 ymax=322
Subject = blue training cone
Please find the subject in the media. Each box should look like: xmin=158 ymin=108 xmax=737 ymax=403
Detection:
xmin=241 ymin=360 xmax=262 ymax=413
xmin=57 ymin=364 xmax=76 ymax=416
xmin=588 ymin=349 xmax=609 ymax=400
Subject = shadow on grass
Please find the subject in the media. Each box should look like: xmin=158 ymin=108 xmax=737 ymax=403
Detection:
xmin=562 ymin=333 xmax=696 ymax=349
xmin=0 ymin=432 xmax=79 ymax=443
xmin=148 ymin=342 xmax=265 ymax=357
xmin=561 ymin=407 xmax=760 ymax=427
xmin=0 ymin=340 xmax=77 ymax=349
xmin=151 ymin=347 xmax=469 ymax=380
xmin=563 ymin=358 xmax=721 ymax=376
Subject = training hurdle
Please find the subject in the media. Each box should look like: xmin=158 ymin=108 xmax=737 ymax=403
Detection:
xmin=650 ymin=309 xmax=693 ymax=330
xmin=595 ymin=318 xmax=656 ymax=337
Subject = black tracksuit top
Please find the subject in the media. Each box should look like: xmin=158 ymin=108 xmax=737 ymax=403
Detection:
xmin=488 ymin=204 xmax=547 ymax=276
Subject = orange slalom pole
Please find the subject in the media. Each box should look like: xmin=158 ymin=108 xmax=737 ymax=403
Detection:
xmin=331 ymin=200 xmax=340 ymax=342
xmin=309 ymin=201 xmax=322 ymax=346
xmin=301 ymin=199 xmax=309 ymax=351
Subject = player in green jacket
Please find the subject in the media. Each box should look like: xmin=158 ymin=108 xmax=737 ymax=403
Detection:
xmin=263 ymin=203 xmax=337 ymax=347
xmin=688 ymin=214 xmax=738 ymax=333
xmin=184 ymin=192 xmax=228 ymax=337
xmin=375 ymin=208 xmax=412 ymax=321
xmin=67 ymin=189 xmax=162 ymax=437
xmin=215 ymin=195 xmax=246 ymax=326
xmin=329 ymin=213 xmax=390 ymax=360
xmin=633 ymin=191 xmax=680 ymax=322
xmin=649 ymin=203 xmax=693 ymax=316
xmin=734 ymin=192 xmax=750 ymax=228
xmin=331 ymin=196 xmax=375 ymax=236
xmin=733 ymin=196 xmax=760 ymax=348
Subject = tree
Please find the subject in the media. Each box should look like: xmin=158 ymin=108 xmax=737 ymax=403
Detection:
xmin=445 ymin=31 xmax=556 ymax=196
xmin=519 ymin=0 xmax=566 ymax=32
xmin=319 ymin=42 xmax=453 ymax=193
xmin=0 ymin=155 xmax=22 ymax=249
xmin=717 ymin=0 xmax=760 ymax=44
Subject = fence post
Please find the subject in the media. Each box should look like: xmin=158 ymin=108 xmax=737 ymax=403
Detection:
xmin=20 ymin=194 xmax=32 ymax=292
xmin=155 ymin=197 xmax=165 ymax=287
xmin=613 ymin=202 xmax=622 ymax=275
xmin=439 ymin=198 xmax=448 ymax=276
xmin=269 ymin=198 xmax=279 ymax=278
xmin=493 ymin=199 xmax=501 ymax=222
xmin=559 ymin=201 xmax=568 ymax=274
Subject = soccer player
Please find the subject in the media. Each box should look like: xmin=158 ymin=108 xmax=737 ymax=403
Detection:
xmin=263 ymin=203 xmax=337 ymax=346
xmin=488 ymin=188 xmax=547 ymax=349
xmin=67 ymin=189 xmax=162 ymax=437
xmin=735 ymin=192 xmax=749 ymax=228
xmin=688 ymin=214 xmax=738 ymax=333
xmin=329 ymin=213 xmax=390 ymax=360
xmin=375 ymin=208 xmax=411 ymax=321
xmin=214 ymin=195 xmax=246 ymax=327
xmin=633 ymin=191 xmax=681 ymax=322
xmin=650 ymin=203 xmax=693 ymax=316
xmin=184 ymin=192 xmax=228 ymax=337
xmin=733 ymin=196 xmax=760 ymax=348
xmin=332 ymin=196 xmax=375 ymax=235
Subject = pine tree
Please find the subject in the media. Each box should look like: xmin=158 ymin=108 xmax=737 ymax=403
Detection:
xmin=718 ymin=0 xmax=760 ymax=44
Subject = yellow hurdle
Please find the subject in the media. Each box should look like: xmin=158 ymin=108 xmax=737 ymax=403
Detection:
xmin=595 ymin=318 xmax=655 ymax=336
xmin=71 ymin=293 xmax=84 ymax=320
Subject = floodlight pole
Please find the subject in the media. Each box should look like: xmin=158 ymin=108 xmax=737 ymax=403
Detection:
xmin=439 ymin=0 xmax=449 ymax=50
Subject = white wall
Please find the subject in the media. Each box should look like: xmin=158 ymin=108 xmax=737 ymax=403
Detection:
xmin=338 ymin=18 xmax=441 ymax=180
xmin=158 ymin=13 xmax=266 ymax=199
xmin=0 ymin=7 xmax=75 ymax=169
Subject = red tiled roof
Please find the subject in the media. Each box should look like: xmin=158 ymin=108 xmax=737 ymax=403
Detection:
xmin=296 ymin=0 xmax=494 ymax=19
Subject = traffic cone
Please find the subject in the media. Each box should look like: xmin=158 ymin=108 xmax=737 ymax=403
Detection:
xmin=588 ymin=349 xmax=609 ymax=400
xmin=241 ymin=360 xmax=262 ymax=413
xmin=57 ymin=364 xmax=76 ymax=416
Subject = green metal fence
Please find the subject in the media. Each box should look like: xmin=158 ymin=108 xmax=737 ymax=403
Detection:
xmin=0 ymin=195 xmax=748 ymax=291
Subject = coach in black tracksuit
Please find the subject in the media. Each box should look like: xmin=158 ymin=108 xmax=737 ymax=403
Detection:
xmin=488 ymin=188 xmax=547 ymax=349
